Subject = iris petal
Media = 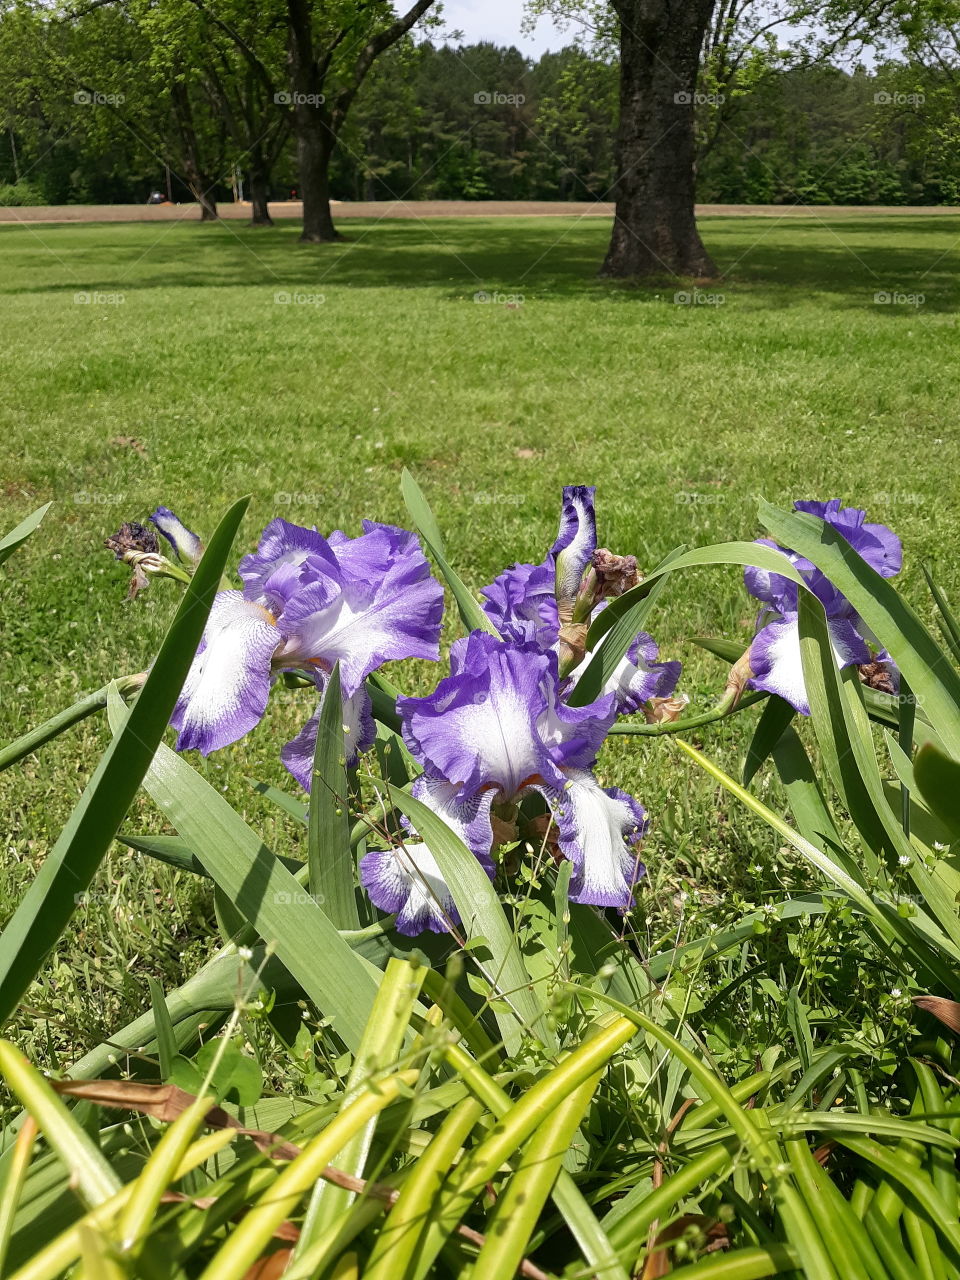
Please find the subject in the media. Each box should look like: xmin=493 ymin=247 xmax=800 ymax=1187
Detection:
xmin=544 ymin=771 xmax=647 ymax=908
xmin=171 ymin=591 xmax=280 ymax=754
xmin=747 ymin=612 xmax=870 ymax=715
xmin=360 ymin=841 xmax=460 ymax=936
xmin=279 ymin=522 xmax=443 ymax=696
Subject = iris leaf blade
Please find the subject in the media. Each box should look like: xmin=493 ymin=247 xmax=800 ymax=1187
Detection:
xmin=0 ymin=502 xmax=51 ymax=568
xmin=308 ymin=664 xmax=360 ymax=931
xmin=400 ymin=469 xmax=499 ymax=638
xmin=0 ymin=496 xmax=249 ymax=1024
xmin=383 ymin=780 xmax=554 ymax=1054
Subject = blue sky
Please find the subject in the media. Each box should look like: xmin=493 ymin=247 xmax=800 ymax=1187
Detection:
xmin=435 ymin=1 xmax=573 ymax=55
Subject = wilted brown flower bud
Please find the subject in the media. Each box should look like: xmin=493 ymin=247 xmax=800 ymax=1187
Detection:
xmin=858 ymin=660 xmax=897 ymax=695
xmin=104 ymin=522 xmax=159 ymax=560
xmin=643 ymin=695 xmax=690 ymax=724
xmin=591 ymin=548 xmax=640 ymax=598
xmin=558 ymin=621 xmax=589 ymax=672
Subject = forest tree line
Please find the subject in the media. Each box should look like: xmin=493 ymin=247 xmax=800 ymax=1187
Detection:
xmin=0 ymin=26 xmax=955 ymax=210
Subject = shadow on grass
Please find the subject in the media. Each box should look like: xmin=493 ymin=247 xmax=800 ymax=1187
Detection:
xmin=2 ymin=215 xmax=958 ymax=310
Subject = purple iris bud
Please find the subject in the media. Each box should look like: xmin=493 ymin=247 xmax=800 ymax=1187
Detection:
xmin=360 ymin=631 xmax=648 ymax=935
xmin=171 ymin=517 xmax=444 ymax=766
xmin=744 ymin=500 xmax=901 ymax=715
xmin=149 ymin=506 xmax=204 ymax=567
xmin=551 ymin=485 xmax=597 ymax=609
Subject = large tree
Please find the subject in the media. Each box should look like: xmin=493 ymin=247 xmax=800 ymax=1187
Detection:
xmin=178 ymin=0 xmax=438 ymax=240
xmin=285 ymin=0 xmax=436 ymax=241
xmin=601 ymin=0 xmax=717 ymax=277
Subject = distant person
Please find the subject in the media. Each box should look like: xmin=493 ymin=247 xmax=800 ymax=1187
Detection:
xmin=147 ymin=190 xmax=167 ymax=205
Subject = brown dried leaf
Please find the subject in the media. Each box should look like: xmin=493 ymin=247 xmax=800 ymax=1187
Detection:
xmin=914 ymin=995 xmax=960 ymax=1034
xmin=242 ymin=1248 xmax=294 ymax=1280
xmin=52 ymin=1079 xmax=301 ymax=1159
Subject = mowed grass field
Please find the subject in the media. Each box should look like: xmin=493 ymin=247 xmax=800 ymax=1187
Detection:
xmin=1 ymin=211 xmax=958 ymax=1063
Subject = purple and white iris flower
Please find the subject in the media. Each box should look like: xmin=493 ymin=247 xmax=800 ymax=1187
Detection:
xmin=171 ymin=517 xmax=444 ymax=770
xmin=481 ymin=485 xmax=681 ymax=714
xmin=745 ymin=499 xmax=902 ymax=715
xmin=359 ymin=630 xmax=648 ymax=934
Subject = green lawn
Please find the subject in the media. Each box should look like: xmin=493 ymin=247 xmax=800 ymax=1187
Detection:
xmin=2 ymin=212 xmax=957 ymax=1062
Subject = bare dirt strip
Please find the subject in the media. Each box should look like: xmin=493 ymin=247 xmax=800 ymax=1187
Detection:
xmin=0 ymin=199 xmax=956 ymax=225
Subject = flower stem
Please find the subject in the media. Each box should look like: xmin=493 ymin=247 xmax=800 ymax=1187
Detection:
xmin=608 ymin=688 xmax=767 ymax=737
xmin=0 ymin=673 xmax=146 ymax=772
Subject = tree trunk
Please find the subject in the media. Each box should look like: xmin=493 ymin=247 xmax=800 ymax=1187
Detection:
xmin=295 ymin=115 xmax=339 ymax=242
xmin=601 ymin=0 xmax=717 ymax=279
xmin=197 ymin=191 xmax=219 ymax=220
xmin=171 ymin=80 xmax=219 ymax=222
xmin=248 ymin=152 xmax=272 ymax=226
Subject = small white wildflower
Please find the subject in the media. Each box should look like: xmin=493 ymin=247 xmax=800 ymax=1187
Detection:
xmin=898 ymin=854 xmax=912 ymax=867
xmin=891 ymin=987 xmax=902 ymax=998
xmin=238 ymin=946 xmax=254 ymax=961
